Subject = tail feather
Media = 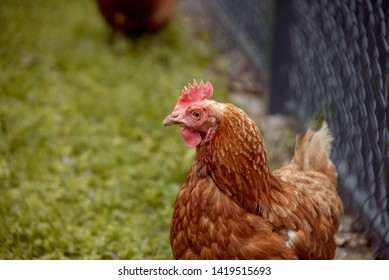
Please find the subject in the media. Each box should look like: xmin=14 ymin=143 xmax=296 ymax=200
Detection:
xmin=291 ymin=121 xmax=337 ymax=186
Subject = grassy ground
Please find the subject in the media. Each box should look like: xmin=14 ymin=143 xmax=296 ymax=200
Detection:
xmin=0 ymin=0 xmax=228 ymax=259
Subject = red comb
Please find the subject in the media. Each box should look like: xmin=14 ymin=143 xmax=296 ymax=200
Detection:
xmin=173 ymin=80 xmax=213 ymax=111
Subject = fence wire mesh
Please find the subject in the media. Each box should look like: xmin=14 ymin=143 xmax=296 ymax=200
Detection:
xmin=185 ymin=0 xmax=389 ymax=259
xmin=284 ymin=0 xmax=389 ymax=259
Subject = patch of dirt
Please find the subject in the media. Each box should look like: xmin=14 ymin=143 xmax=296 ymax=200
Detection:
xmin=335 ymin=216 xmax=373 ymax=259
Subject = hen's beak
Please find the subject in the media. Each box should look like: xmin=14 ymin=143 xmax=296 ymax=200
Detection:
xmin=162 ymin=114 xmax=182 ymax=126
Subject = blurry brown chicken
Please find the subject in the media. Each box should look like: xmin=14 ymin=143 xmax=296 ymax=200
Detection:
xmin=95 ymin=0 xmax=175 ymax=35
xmin=163 ymin=80 xmax=343 ymax=259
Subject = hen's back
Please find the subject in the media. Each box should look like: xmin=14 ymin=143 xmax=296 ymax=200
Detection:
xmin=273 ymin=122 xmax=343 ymax=259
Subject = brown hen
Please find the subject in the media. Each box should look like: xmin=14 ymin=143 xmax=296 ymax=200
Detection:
xmin=163 ymin=80 xmax=343 ymax=259
xmin=95 ymin=0 xmax=175 ymax=35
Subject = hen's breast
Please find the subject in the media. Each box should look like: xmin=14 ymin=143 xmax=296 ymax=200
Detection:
xmin=170 ymin=175 xmax=296 ymax=260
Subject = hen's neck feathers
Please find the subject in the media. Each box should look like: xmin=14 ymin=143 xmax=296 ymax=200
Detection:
xmin=194 ymin=103 xmax=283 ymax=214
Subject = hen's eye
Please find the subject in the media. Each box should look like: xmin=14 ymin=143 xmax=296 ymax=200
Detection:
xmin=192 ymin=110 xmax=203 ymax=120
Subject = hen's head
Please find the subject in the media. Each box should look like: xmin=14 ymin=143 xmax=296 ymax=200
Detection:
xmin=163 ymin=80 xmax=223 ymax=147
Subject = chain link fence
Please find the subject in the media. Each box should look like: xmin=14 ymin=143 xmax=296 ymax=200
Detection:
xmin=183 ymin=0 xmax=389 ymax=259
xmin=276 ymin=0 xmax=389 ymax=259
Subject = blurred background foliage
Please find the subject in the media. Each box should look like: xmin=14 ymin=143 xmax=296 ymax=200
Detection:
xmin=0 ymin=0 xmax=228 ymax=259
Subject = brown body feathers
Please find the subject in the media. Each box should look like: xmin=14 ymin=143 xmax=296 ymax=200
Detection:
xmin=164 ymin=81 xmax=343 ymax=259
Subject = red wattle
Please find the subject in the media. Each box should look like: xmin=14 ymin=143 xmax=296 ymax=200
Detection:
xmin=181 ymin=127 xmax=202 ymax=147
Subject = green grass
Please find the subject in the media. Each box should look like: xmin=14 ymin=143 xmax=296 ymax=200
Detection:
xmin=0 ymin=0 xmax=228 ymax=259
